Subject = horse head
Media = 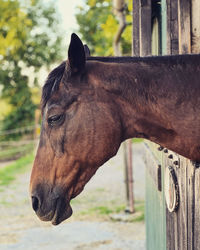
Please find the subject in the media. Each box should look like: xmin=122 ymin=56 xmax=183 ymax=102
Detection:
xmin=30 ymin=34 xmax=123 ymax=225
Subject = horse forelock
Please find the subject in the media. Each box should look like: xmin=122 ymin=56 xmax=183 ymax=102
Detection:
xmin=41 ymin=61 xmax=66 ymax=111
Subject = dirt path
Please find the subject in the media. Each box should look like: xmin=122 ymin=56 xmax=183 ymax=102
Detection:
xmin=0 ymin=143 xmax=146 ymax=250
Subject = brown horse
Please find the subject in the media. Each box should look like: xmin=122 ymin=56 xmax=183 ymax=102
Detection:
xmin=30 ymin=33 xmax=200 ymax=225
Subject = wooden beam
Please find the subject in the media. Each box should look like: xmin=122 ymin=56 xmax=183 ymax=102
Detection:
xmin=194 ymin=168 xmax=200 ymax=249
xmin=165 ymin=0 xmax=171 ymax=55
xmin=178 ymin=0 xmax=191 ymax=54
xmin=132 ymin=0 xmax=140 ymax=56
xmin=170 ymin=0 xmax=179 ymax=54
xmin=140 ymin=0 xmax=152 ymax=56
xmin=191 ymin=0 xmax=200 ymax=53
xmin=187 ymin=162 xmax=195 ymax=250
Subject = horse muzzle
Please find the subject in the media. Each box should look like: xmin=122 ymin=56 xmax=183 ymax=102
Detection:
xmin=31 ymin=183 xmax=72 ymax=225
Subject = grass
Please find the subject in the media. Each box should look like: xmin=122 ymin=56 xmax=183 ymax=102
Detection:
xmin=130 ymin=202 xmax=145 ymax=222
xmin=0 ymin=153 xmax=34 ymax=186
xmin=77 ymin=200 xmax=145 ymax=222
xmin=132 ymin=138 xmax=144 ymax=143
xmin=0 ymin=199 xmax=12 ymax=206
xmin=79 ymin=205 xmax=126 ymax=216
xmin=0 ymin=143 xmax=34 ymax=161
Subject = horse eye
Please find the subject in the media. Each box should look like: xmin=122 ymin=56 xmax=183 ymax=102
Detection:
xmin=47 ymin=114 xmax=63 ymax=126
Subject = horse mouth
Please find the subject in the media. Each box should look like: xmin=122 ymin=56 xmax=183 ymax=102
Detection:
xmin=38 ymin=199 xmax=73 ymax=225
xmin=51 ymin=202 xmax=73 ymax=225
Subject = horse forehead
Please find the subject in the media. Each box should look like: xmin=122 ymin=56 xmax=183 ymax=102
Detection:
xmin=48 ymin=84 xmax=71 ymax=105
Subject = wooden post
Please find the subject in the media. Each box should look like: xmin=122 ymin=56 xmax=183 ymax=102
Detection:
xmin=127 ymin=139 xmax=134 ymax=213
xmin=170 ymin=0 xmax=179 ymax=54
xmin=194 ymin=167 xmax=200 ymax=249
xmin=132 ymin=0 xmax=140 ymax=56
xmin=178 ymin=0 xmax=191 ymax=54
xmin=164 ymin=0 xmax=172 ymax=55
xmin=123 ymin=142 xmax=130 ymax=207
xmin=191 ymin=2 xmax=200 ymax=247
xmin=191 ymin=0 xmax=200 ymax=53
xmin=123 ymin=140 xmax=134 ymax=213
xmin=140 ymin=0 xmax=152 ymax=56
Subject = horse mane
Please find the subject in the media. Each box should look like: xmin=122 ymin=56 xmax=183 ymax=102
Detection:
xmin=41 ymin=54 xmax=200 ymax=111
xmin=87 ymin=54 xmax=200 ymax=64
xmin=41 ymin=61 xmax=66 ymax=110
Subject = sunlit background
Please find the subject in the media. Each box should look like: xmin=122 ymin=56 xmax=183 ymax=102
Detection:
xmin=56 ymin=0 xmax=84 ymax=38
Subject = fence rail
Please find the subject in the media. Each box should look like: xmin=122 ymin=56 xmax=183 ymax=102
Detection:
xmin=0 ymin=124 xmax=40 ymax=162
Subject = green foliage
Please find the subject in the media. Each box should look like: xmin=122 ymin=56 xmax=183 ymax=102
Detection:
xmin=0 ymin=153 xmax=34 ymax=186
xmin=0 ymin=0 xmax=62 ymax=134
xmin=0 ymin=100 xmax=12 ymax=120
xmin=76 ymin=0 xmax=132 ymax=56
xmin=132 ymin=138 xmax=144 ymax=143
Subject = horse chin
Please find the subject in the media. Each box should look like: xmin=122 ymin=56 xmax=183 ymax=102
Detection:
xmin=51 ymin=203 xmax=73 ymax=226
xmin=37 ymin=200 xmax=73 ymax=225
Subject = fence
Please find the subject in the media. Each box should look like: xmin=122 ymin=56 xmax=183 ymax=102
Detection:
xmin=0 ymin=124 xmax=39 ymax=162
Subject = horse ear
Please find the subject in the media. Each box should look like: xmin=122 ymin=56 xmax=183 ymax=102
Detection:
xmin=84 ymin=44 xmax=91 ymax=57
xmin=68 ymin=33 xmax=86 ymax=74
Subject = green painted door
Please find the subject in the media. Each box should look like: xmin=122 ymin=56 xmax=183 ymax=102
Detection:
xmin=145 ymin=1 xmax=168 ymax=249
xmin=145 ymin=142 xmax=166 ymax=250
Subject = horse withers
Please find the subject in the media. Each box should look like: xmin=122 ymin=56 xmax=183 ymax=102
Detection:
xmin=30 ymin=33 xmax=200 ymax=225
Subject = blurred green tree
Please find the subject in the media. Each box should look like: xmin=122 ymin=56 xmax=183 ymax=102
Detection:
xmin=0 ymin=0 xmax=62 ymax=134
xmin=76 ymin=0 xmax=132 ymax=56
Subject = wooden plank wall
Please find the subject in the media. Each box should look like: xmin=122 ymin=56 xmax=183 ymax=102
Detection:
xmin=165 ymin=1 xmax=200 ymax=249
xmin=132 ymin=0 xmax=140 ymax=56
xmin=191 ymin=0 xmax=200 ymax=53
xmin=178 ymin=0 xmax=191 ymax=54
xmin=132 ymin=0 xmax=151 ymax=56
xmin=132 ymin=0 xmax=200 ymax=250
xmin=140 ymin=0 xmax=152 ymax=56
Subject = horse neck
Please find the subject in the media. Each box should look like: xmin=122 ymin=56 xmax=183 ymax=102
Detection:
xmin=88 ymin=57 xmax=200 ymax=161
xmin=103 ymin=62 xmax=174 ymax=137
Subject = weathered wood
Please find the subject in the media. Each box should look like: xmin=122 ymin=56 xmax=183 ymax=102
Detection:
xmin=145 ymin=142 xmax=166 ymax=250
xmin=132 ymin=0 xmax=140 ymax=56
xmin=170 ymin=0 xmax=179 ymax=54
xmin=151 ymin=18 xmax=160 ymax=55
xmin=178 ymin=0 xmax=191 ymax=53
xmin=160 ymin=154 xmax=198 ymax=250
xmin=161 ymin=0 xmax=171 ymax=55
xmin=139 ymin=0 xmax=200 ymax=249
xmin=165 ymin=155 xmax=177 ymax=250
xmin=187 ymin=160 xmax=195 ymax=250
xmin=165 ymin=156 xmax=175 ymax=250
xmin=165 ymin=0 xmax=171 ymax=54
xmin=191 ymin=0 xmax=200 ymax=53
xmin=194 ymin=167 xmax=200 ymax=249
xmin=144 ymin=143 xmax=162 ymax=190
xmin=140 ymin=0 xmax=152 ymax=56
xmin=177 ymin=158 xmax=187 ymax=250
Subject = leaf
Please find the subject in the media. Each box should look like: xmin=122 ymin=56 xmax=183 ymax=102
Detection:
xmin=0 ymin=0 xmax=63 ymax=133
xmin=76 ymin=0 xmax=132 ymax=56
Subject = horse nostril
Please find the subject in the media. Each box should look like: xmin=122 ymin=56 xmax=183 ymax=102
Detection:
xmin=32 ymin=196 xmax=39 ymax=212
